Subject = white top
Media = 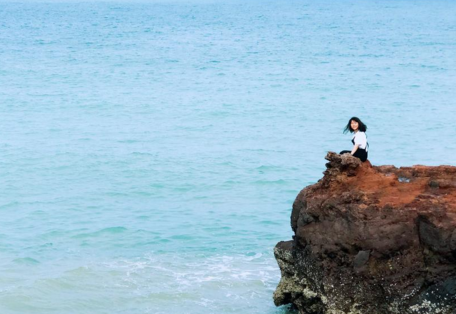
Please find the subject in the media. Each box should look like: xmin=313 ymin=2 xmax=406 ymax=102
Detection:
xmin=353 ymin=131 xmax=368 ymax=150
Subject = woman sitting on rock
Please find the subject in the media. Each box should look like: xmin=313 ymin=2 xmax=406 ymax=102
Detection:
xmin=340 ymin=117 xmax=368 ymax=162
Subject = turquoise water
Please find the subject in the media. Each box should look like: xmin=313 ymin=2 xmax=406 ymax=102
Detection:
xmin=1 ymin=0 xmax=456 ymax=313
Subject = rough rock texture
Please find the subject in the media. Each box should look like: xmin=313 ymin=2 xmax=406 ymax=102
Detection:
xmin=273 ymin=152 xmax=456 ymax=314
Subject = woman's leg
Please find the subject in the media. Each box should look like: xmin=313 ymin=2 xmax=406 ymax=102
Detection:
xmin=353 ymin=149 xmax=368 ymax=162
xmin=340 ymin=149 xmax=368 ymax=162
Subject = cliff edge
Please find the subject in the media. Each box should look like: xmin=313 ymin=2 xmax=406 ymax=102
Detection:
xmin=273 ymin=152 xmax=456 ymax=314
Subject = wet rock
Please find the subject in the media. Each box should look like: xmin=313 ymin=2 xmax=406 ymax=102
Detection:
xmin=353 ymin=250 xmax=370 ymax=272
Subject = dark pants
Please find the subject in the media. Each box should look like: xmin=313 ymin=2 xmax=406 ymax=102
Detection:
xmin=340 ymin=149 xmax=368 ymax=162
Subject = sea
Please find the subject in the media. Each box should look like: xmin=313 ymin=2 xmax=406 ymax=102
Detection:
xmin=1 ymin=0 xmax=455 ymax=313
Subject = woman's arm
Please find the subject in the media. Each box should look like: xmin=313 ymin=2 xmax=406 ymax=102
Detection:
xmin=351 ymin=144 xmax=360 ymax=155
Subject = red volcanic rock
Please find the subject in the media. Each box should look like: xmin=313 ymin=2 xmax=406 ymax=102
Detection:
xmin=273 ymin=152 xmax=456 ymax=314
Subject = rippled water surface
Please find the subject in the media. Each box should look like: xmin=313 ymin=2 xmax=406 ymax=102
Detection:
xmin=1 ymin=0 xmax=456 ymax=313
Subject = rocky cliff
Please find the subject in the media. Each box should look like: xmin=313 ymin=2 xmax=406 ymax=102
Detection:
xmin=273 ymin=152 xmax=456 ymax=314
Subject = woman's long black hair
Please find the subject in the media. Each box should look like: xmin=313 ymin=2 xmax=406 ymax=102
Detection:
xmin=344 ymin=117 xmax=367 ymax=133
